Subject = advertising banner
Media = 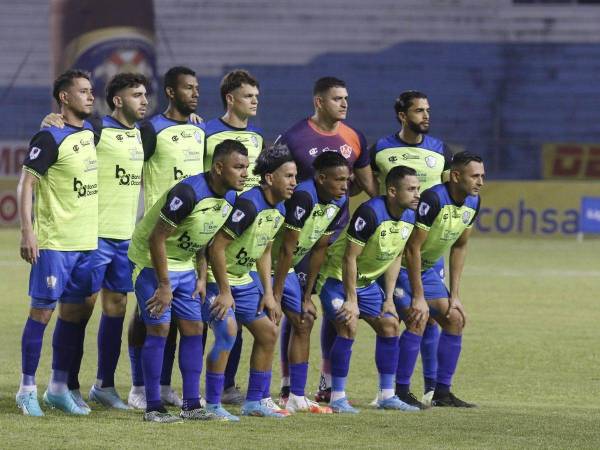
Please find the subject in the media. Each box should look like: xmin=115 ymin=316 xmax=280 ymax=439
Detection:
xmin=542 ymin=143 xmax=600 ymax=180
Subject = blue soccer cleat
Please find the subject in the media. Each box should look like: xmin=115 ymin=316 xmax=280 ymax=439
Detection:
xmin=241 ymin=400 xmax=287 ymax=418
xmin=330 ymin=397 xmax=360 ymax=414
xmin=206 ymin=403 xmax=240 ymax=422
xmin=89 ymin=385 xmax=132 ymax=410
xmin=43 ymin=390 xmax=90 ymax=415
xmin=376 ymin=395 xmax=420 ymax=411
xmin=70 ymin=389 xmax=92 ymax=414
xmin=16 ymin=391 xmax=44 ymax=417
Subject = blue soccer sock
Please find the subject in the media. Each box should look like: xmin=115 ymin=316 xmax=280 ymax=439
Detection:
xmin=246 ymin=370 xmax=270 ymax=402
xmin=376 ymin=335 xmax=399 ymax=399
xmin=67 ymin=319 xmax=88 ymax=391
xmin=179 ymin=334 xmax=203 ymax=411
xmin=97 ymin=314 xmax=124 ymax=388
xmin=436 ymin=331 xmax=462 ymax=393
xmin=223 ymin=329 xmax=243 ymax=390
xmin=280 ymin=317 xmax=291 ymax=385
xmin=421 ymin=323 xmax=440 ymax=393
xmin=160 ymin=332 xmax=176 ymax=387
xmin=262 ymin=370 xmax=273 ymax=399
xmin=330 ymin=336 xmax=353 ymax=400
xmin=49 ymin=319 xmax=80 ymax=394
xmin=142 ymin=335 xmax=166 ymax=411
xmin=205 ymin=372 xmax=224 ymax=405
xmin=128 ymin=346 xmax=144 ymax=386
xmin=320 ymin=319 xmax=337 ymax=389
xmin=395 ymin=330 xmax=422 ymax=393
xmin=289 ymin=362 xmax=309 ymax=397
xmin=20 ymin=317 xmax=47 ymax=387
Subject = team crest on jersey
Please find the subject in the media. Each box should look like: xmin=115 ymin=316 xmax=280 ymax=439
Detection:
xmin=355 ymin=217 xmax=366 ymax=232
xmin=169 ymin=197 xmax=183 ymax=211
xmin=462 ymin=211 xmax=471 ymax=224
xmin=231 ymin=209 xmax=245 ymax=223
xmin=425 ymin=156 xmax=437 ymax=168
xmin=194 ymin=131 xmax=202 ymax=144
xmin=418 ymin=202 xmax=430 ymax=217
xmin=326 ymin=206 xmax=335 ymax=219
xmin=29 ymin=147 xmax=41 ymax=160
xmin=340 ymin=144 xmax=353 ymax=159
xmin=294 ymin=206 xmax=306 ymax=221
xmin=46 ymin=275 xmax=57 ymax=289
xmin=274 ymin=216 xmax=281 ymax=228
xmin=221 ymin=204 xmax=231 ymax=217
xmin=331 ymin=298 xmax=344 ymax=311
xmin=401 ymin=226 xmax=410 ymax=239
xmin=250 ymin=135 xmax=259 ymax=149
xmin=309 ymin=147 xmax=319 ymax=156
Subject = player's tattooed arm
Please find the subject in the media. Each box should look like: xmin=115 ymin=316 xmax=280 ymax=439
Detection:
xmin=193 ymin=247 xmax=208 ymax=302
xmin=40 ymin=113 xmax=65 ymax=129
xmin=405 ymin=227 xmax=429 ymax=326
xmin=381 ymin=253 xmax=402 ymax=319
xmin=208 ymin=230 xmax=235 ymax=320
xmin=272 ymin=227 xmax=300 ymax=303
xmin=17 ymin=170 xmax=39 ymax=264
xmin=147 ymin=218 xmax=177 ymax=318
xmin=447 ymin=227 xmax=472 ymax=327
xmin=257 ymin=241 xmax=282 ymax=325
xmin=301 ymin=234 xmax=329 ymax=322
xmin=340 ymin=241 xmax=363 ymax=325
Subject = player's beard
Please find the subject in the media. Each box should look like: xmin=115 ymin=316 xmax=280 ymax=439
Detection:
xmin=407 ymin=120 xmax=429 ymax=135
xmin=174 ymin=97 xmax=196 ymax=116
xmin=73 ymin=108 xmax=92 ymax=121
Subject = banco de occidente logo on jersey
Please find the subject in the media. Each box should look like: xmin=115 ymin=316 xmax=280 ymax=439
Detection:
xmin=73 ymin=177 xmax=98 ymax=198
xmin=115 ymin=164 xmax=142 ymax=186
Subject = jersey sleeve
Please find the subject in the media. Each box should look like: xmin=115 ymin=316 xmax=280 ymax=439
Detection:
xmin=346 ymin=203 xmax=378 ymax=246
xmin=415 ymin=190 xmax=441 ymax=230
xmin=353 ymin=130 xmax=370 ymax=169
xmin=159 ymin=183 xmax=197 ymax=227
xmin=283 ymin=191 xmax=314 ymax=231
xmin=139 ymin=121 xmax=157 ymax=161
xmin=222 ymin=197 xmax=257 ymax=239
xmin=22 ymin=131 xmax=59 ymax=177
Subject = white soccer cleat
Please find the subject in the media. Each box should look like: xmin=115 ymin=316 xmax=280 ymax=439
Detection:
xmin=286 ymin=393 xmax=333 ymax=414
xmin=160 ymin=385 xmax=183 ymax=407
xmin=260 ymin=397 xmax=290 ymax=416
xmin=421 ymin=390 xmax=434 ymax=408
xmin=128 ymin=386 xmax=147 ymax=410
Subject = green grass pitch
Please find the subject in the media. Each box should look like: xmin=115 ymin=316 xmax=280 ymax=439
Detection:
xmin=0 ymin=229 xmax=598 ymax=449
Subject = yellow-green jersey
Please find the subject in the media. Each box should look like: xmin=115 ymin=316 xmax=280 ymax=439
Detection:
xmin=140 ymin=114 xmax=205 ymax=212
xmin=413 ymin=183 xmax=480 ymax=271
xmin=207 ymin=186 xmax=285 ymax=286
xmin=128 ymin=172 xmax=236 ymax=271
xmin=23 ymin=123 xmax=98 ymax=251
xmin=96 ymin=115 xmax=144 ymax=239
xmin=371 ymin=133 xmax=452 ymax=193
xmin=204 ymin=118 xmax=264 ymax=190
xmin=320 ymin=196 xmax=415 ymax=289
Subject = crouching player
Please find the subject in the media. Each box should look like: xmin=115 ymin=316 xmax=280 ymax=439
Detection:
xmin=272 ymin=151 xmax=350 ymax=413
xmin=396 ymin=151 xmax=483 ymax=408
xmin=318 ymin=166 xmax=421 ymax=413
xmin=205 ymin=144 xmax=297 ymax=419
xmin=127 ymin=140 xmax=247 ymax=423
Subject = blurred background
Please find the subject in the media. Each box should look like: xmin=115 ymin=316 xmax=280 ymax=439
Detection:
xmin=0 ymin=0 xmax=599 ymax=236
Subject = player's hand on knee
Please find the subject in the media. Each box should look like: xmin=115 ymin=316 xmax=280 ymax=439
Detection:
xmin=40 ymin=113 xmax=65 ymax=129
xmin=337 ymin=301 xmax=359 ymax=326
xmin=210 ymin=292 xmax=234 ymax=321
xmin=20 ymin=229 xmax=39 ymax=264
xmin=146 ymin=282 xmax=173 ymax=319
xmin=408 ymin=296 xmax=428 ymax=327
xmin=447 ymin=296 xmax=466 ymax=328
xmin=259 ymin=293 xmax=282 ymax=325
xmin=301 ymin=295 xmax=318 ymax=323
xmin=380 ymin=299 xmax=399 ymax=320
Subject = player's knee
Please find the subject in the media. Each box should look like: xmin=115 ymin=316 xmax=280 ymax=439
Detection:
xmin=446 ymin=309 xmax=465 ymax=331
xmin=29 ymin=307 xmax=53 ymax=325
xmin=381 ymin=317 xmax=400 ymax=337
xmin=147 ymin=323 xmax=170 ymax=337
xmin=101 ymin=291 xmax=127 ymax=316
xmin=213 ymin=320 xmax=237 ymax=353
xmin=178 ymin=320 xmax=203 ymax=336
xmin=295 ymin=315 xmax=314 ymax=334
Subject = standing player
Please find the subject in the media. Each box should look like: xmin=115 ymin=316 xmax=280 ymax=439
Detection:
xmin=203 ymin=69 xmax=263 ymax=405
xmin=371 ymin=90 xmax=452 ymax=406
xmin=128 ymin=66 xmax=206 ymax=409
xmin=127 ymin=139 xmax=248 ymax=423
xmin=271 ymin=151 xmax=349 ymax=413
xmin=399 ymin=151 xmax=483 ymax=408
xmin=276 ymin=76 xmax=377 ymax=402
xmin=317 ymin=166 xmax=421 ymax=413
xmin=16 ymin=70 xmax=98 ymax=416
xmin=205 ymin=144 xmax=296 ymax=419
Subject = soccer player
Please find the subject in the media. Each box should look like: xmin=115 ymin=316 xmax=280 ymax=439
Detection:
xmin=276 ymin=76 xmax=377 ymax=403
xmin=16 ymin=69 xmax=98 ymax=416
xmin=205 ymin=144 xmax=296 ymax=419
xmin=271 ymin=151 xmax=349 ymax=413
xmin=127 ymin=139 xmax=247 ymax=423
xmin=317 ymin=166 xmax=421 ymax=413
xmin=371 ymin=90 xmax=452 ymax=406
xmin=399 ymin=151 xmax=483 ymax=408
xmin=128 ymin=66 xmax=206 ymax=409
xmin=203 ymin=69 xmax=264 ymax=405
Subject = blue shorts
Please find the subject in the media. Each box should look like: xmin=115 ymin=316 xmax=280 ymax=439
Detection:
xmin=132 ymin=264 xmax=201 ymax=325
xmin=393 ymin=267 xmax=449 ymax=314
xmin=29 ymin=249 xmax=94 ymax=309
xmin=204 ymin=271 xmax=266 ymax=325
xmin=319 ymin=277 xmax=389 ymax=321
xmin=280 ymin=271 xmax=304 ymax=315
xmin=90 ymin=238 xmax=133 ymax=294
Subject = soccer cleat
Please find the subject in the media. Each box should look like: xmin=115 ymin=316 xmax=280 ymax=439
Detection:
xmin=179 ymin=407 xmax=221 ymax=421
xmin=397 ymin=391 xmax=428 ymax=410
xmin=128 ymin=386 xmax=147 ymax=410
xmin=143 ymin=409 xmax=182 ymax=423
xmin=43 ymin=390 xmax=90 ymax=415
xmin=260 ymin=397 xmax=290 ymax=416
xmin=431 ymin=391 xmax=477 ymax=408
xmin=285 ymin=394 xmax=333 ymax=414
xmin=206 ymin=403 xmax=240 ymax=422
xmin=421 ymin=390 xmax=434 ymax=408
xmin=16 ymin=391 xmax=44 ymax=417
xmin=369 ymin=394 xmax=379 ymax=407
xmin=241 ymin=400 xmax=287 ymax=418
xmin=330 ymin=397 xmax=359 ymax=414
xmin=314 ymin=387 xmax=331 ymax=403
xmin=70 ymin=389 xmax=92 ymax=413
xmin=160 ymin=386 xmax=183 ymax=407
xmin=376 ymin=395 xmax=420 ymax=411
xmin=221 ymin=385 xmax=245 ymax=405
xmin=89 ymin=385 xmax=132 ymax=410
xmin=278 ymin=386 xmax=290 ymax=407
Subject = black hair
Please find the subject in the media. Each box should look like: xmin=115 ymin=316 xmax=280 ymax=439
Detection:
xmin=394 ymin=90 xmax=428 ymax=115
xmin=385 ymin=165 xmax=417 ymax=188
xmin=212 ymin=139 xmax=248 ymax=165
xmin=313 ymin=76 xmax=346 ymax=96
xmin=220 ymin=69 xmax=259 ymax=109
xmin=52 ymin=69 xmax=91 ymax=105
xmin=312 ymin=151 xmax=350 ymax=173
xmin=163 ymin=66 xmax=196 ymax=93
xmin=105 ymin=73 xmax=148 ymax=111
xmin=253 ymin=143 xmax=294 ymax=182
xmin=450 ymin=151 xmax=484 ymax=170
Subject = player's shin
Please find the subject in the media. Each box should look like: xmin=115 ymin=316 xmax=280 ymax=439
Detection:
xmin=178 ymin=334 xmax=203 ymax=411
xmin=396 ymin=331 xmax=422 ymax=397
xmin=141 ymin=334 xmax=167 ymax=411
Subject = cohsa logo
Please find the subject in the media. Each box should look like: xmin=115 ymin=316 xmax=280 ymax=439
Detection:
xmin=543 ymin=144 xmax=600 ymax=179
